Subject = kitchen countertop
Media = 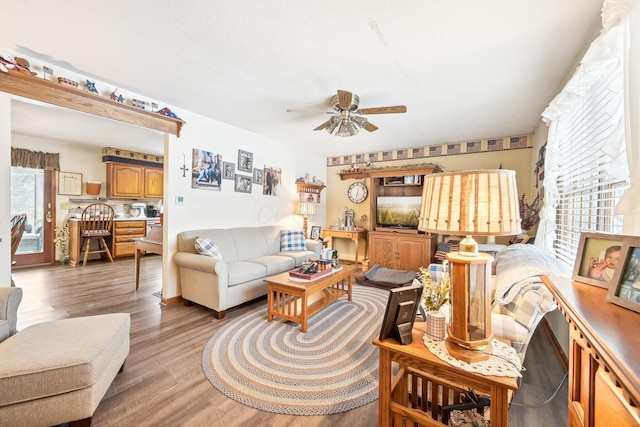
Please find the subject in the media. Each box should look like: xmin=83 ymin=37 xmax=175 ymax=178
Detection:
xmin=69 ymin=217 xmax=161 ymax=222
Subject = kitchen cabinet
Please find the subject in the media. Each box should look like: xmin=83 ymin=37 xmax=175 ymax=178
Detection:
xmin=368 ymin=231 xmax=435 ymax=271
xmin=68 ymin=219 xmax=147 ymax=265
xmin=112 ymin=220 xmax=147 ymax=258
xmin=106 ymin=163 xmax=163 ymax=199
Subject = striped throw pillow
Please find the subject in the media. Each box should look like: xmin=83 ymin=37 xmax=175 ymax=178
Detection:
xmin=194 ymin=236 xmax=223 ymax=259
xmin=280 ymin=230 xmax=307 ymax=252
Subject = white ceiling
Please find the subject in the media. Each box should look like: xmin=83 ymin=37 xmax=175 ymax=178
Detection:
xmin=3 ymin=1 xmax=603 ymax=158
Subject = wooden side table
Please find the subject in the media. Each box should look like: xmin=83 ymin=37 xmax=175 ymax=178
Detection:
xmin=373 ymin=328 xmax=518 ymax=427
xmin=321 ymin=229 xmax=367 ymax=266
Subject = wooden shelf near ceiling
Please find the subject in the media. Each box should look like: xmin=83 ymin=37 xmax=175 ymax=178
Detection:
xmin=338 ymin=164 xmax=441 ymax=180
xmin=0 ymin=69 xmax=185 ymax=137
xmin=296 ymin=183 xmax=325 ymax=194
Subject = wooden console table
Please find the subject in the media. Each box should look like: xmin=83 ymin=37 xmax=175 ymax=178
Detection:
xmin=321 ymin=229 xmax=367 ymax=266
xmin=374 ymin=328 xmax=518 ymax=427
xmin=542 ymin=276 xmax=640 ymax=426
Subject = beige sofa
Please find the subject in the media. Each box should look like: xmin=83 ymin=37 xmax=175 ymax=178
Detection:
xmin=174 ymin=225 xmax=322 ymax=318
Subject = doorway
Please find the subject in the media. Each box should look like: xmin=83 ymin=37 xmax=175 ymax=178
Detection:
xmin=11 ymin=167 xmax=54 ymax=266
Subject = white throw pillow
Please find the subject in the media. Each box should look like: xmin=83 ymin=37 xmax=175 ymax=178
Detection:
xmin=280 ymin=230 xmax=307 ymax=252
xmin=194 ymin=236 xmax=223 ymax=259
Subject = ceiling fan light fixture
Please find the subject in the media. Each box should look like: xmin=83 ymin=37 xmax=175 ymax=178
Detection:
xmin=335 ymin=120 xmax=358 ymax=137
xmin=351 ymin=115 xmax=368 ymax=129
xmin=326 ymin=115 xmax=340 ymax=134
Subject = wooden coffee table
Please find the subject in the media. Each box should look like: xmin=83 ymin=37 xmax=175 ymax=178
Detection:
xmin=265 ymin=265 xmax=354 ymax=332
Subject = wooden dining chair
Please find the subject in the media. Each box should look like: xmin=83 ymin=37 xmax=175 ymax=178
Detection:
xmin=79 ymin=204 xmax=115 ymax=267
xmin=10 ymin=214 xmax=27 ymax=265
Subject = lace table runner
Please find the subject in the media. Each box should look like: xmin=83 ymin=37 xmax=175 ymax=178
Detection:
xmin=423 ymin=334 xmax=522 ymax=378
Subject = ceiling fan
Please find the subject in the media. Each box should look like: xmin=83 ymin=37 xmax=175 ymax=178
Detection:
xmin=287 ymin=90 xmax=407 ymax=137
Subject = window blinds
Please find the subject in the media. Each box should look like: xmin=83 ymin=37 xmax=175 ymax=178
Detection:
xmin=550 ymin=54 xmax=628 ymax=266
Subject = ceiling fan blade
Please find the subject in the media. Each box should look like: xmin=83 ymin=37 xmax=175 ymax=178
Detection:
xmin=337 ymin=90 xmax=353 ymax=110
xmin=286 ymin=108 xmax=334 ymax=115
xmin=363 ymin=121 xmax=379 ymax=132
xmin=313 ymin=119 xmax=331 ymax=131
xmin=358 ymin=105 xmax=407 ymax=115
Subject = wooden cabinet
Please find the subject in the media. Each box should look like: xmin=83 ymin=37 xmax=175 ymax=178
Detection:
xmin=106 ymin=163 xmax=163 ymax=199
xmin=368 ymin=231 xmax=435 ymax=271
xmin=112 ymin=220 xmax=146 ymax=258
xmin=541 ymin=276 xmax=640 ymax=427
xmin=67 ymin=219 xmax=147 ymax=264
xmin=143 ymin=167 xmax=164 ymax=199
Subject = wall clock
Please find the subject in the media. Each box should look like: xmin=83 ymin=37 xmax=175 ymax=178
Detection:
xmin=348 ymin=182 xmax=368 ymax=203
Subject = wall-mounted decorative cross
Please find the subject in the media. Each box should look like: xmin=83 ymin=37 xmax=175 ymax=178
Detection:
xmin=180 ymin=154 xmax=189 ymax=177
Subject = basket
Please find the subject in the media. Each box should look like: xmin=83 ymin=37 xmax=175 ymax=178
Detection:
xmin=86 ymin=182 xmax=101 ymax=195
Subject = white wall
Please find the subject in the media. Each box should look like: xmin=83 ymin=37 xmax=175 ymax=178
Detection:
xmin=162 ymin=110 xmax=326 ymax=298
xmin=1 ymin=93 xmax=11 ymax=286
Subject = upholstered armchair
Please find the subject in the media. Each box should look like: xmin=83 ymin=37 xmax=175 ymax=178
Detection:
xmin=0 ymin=286 xmax=22 ymax=343
xmin=0 ymin=286 xmax=131 ymax=426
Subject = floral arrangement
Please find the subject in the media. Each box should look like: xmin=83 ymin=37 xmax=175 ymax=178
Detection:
xmin=417 ymin=262 xmax=451 ymax=312
xmin=54 ymin=223 xmax=70 ymax=264
xmin=519 ymin=193 xmax=540 ymax=232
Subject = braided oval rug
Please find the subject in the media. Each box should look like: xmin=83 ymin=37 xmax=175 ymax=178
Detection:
xmin=202 ymin=284 xmax=389 ymax=415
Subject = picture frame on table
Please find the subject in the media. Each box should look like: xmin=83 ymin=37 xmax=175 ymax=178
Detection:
xmin=572 ymin=232 xmax=628 ymax=289
xmin=238 ymin=150 xmax=253 ymax=173
xmin=310 ymin=226 xmax=321 ymax=240
xmin=572 ymin=233 xmax=631 ymax=289
xmin=607 ymin=237 xmax=640 ymax=314
xmin=58 ymin=171 xmax=83 ymax=196
xmin=234 ymin=175 xmax=252 ymax=193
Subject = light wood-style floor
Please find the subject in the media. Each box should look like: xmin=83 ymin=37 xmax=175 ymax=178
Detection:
xmin=11 ymin=257 xmax=567 ymax=426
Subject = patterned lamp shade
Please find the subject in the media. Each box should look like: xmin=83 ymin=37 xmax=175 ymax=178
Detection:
xmin=295 ymin=202 xmax=317 ymax=216
xmin=418 ymin=169 xmax=522 ymax=363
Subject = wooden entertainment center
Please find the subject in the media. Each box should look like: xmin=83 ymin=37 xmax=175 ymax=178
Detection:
xmin=340 ymin=165 xmax=439 ymax=271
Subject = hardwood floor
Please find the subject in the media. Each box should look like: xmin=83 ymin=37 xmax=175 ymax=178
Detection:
xmin=11 ymin=257 xmax=567 ymax=426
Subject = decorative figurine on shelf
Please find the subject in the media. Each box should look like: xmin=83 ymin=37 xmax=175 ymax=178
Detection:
xmin=86 ymin=80 xmax=98 ymax=94
xmin=132 ymin=99 xmax=147 ymax=110
xmin=157 ymin=107 xmax=181 ymax=120
xmin=110 ymin=89 xmax=124 ymax=103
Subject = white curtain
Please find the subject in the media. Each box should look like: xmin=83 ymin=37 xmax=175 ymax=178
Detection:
xmin=537 ymin=0 xmax=639 ymax=250
xmin=616 ymin=1 xmax=640 ymax=233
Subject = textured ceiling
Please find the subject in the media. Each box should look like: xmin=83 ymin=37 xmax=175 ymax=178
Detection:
xmin=2 ymin=1 xmax=603 ymax=157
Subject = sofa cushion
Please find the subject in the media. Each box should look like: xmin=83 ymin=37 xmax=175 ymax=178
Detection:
xmin=194 ymin=236 xmax=223 ymax=259
xmin=491 ymin=312 xmax=528 ymax=345
xmin=247 ymin=255 xmax=295 ymax=275
xmin=277 ymin=250 xmax=316 ymax=267
xmin=280 ymin=230 xmax=307 ymax=252
xmin=0 ymin=313 xmax=130 ymax=407
xmin=227 ymin=262 xmax=267 ymax=286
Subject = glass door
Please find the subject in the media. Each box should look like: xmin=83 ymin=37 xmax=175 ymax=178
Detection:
xmin=11 ymin=167 xmax=54 ymax=266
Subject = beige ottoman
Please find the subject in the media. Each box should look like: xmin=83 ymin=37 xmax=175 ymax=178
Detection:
xmin=0 ymin=313 xmax=130 ymax=427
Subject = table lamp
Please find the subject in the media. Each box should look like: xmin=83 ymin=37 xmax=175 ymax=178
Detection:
xmin=295 ymin=201 xmax=316 ymax=238
xmin=418 ymin=169 xmax=521 ymax=362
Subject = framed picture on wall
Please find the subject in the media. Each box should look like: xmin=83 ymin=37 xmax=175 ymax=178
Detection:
xmin=58 ymin=171 xmax=82 ymax=196
xmin=572 ymin=232 xmax=629 ymax=289
xmin=223 ymin=161 xmax=235 ymax=180
xmin=235 ymin=175 xmax=252 ymax=193
xmin=253 ymin=168 xmax=263 ymax=185
xmin=238 ymin=150 xmax=253 ymax=172
xmin=607 ymin=237 xmax=640 ymax=314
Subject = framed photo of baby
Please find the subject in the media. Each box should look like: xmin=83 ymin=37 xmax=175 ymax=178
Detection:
xmin=607 ymin=237 xmax=640 ymax=314
xmin=572 ymin=232 xmax=630 ymax=289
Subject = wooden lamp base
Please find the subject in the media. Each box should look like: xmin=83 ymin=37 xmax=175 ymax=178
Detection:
xmin=445 ymin=339 xmax=492 ymax=363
